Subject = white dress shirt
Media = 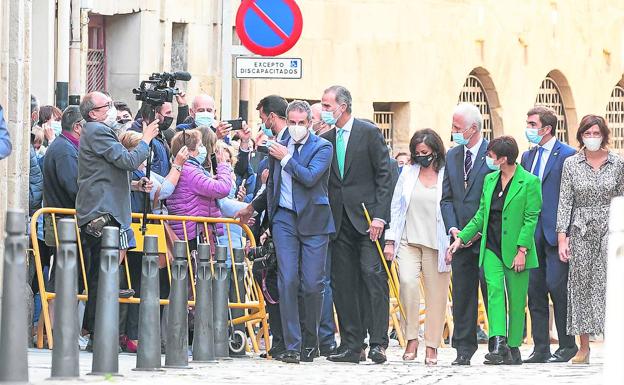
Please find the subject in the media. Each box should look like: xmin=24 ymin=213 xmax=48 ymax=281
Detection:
xmin=530 ymin=136 xmax=556 ymax=180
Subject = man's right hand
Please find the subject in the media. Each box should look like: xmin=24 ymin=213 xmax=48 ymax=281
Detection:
xmin=215 ymin=121 xmax=232 ymax=139
xmin=383 ymin=243 xmax=395 ymax=261
xmin=142 ymin=120 xmax=159 ymax=144
xmin=234 ymin=204 xmax=255 ymax=225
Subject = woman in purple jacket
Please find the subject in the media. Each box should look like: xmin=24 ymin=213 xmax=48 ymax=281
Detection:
xmin=167 ymin=129 xmax=233 ymax=249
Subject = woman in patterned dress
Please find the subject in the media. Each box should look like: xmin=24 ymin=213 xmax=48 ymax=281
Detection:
xmin=556 ymin=115 xmax=624 ymax=364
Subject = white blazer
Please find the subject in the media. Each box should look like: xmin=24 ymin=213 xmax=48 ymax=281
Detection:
xmin=385 ymin=163 xmax=451 ymax=273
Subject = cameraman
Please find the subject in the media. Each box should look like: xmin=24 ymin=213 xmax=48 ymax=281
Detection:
xmin=76 ymin=91 xmax=159 ymax=348
xmin=130 ymin=102 xmax=175 ymax=177
xmin=236 ymin=100 xmax=334 ymax=364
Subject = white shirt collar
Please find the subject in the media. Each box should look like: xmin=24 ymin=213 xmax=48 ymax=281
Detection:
xmin=336 ymin=116 xmax=354 ymax=132
xmin=539 ymin=136 xmax=556 ymax=152
xmin=276 ymin=126 xmax=288 ymax=141
xmin=464 ymin=136 xmax=483 ymax=156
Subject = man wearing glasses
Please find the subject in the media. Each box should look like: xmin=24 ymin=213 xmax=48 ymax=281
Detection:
xmin=76 ymin=91 xmax=159 ymax=348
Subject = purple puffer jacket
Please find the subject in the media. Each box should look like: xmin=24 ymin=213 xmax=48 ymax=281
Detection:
xmin=167 ymin=160 xmax=233 ymax=240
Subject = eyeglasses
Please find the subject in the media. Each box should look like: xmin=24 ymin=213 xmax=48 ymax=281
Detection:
xmin=92 ymin=101 xmax=113 ymax=111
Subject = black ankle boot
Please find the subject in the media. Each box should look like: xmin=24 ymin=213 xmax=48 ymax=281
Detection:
xmin=509 ymin=347 xmax=522 ymax=365
xmin=484 ymin=336 xmax=511 ymax=365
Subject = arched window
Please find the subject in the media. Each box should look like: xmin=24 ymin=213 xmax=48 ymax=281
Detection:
xmin=606 ymin=85 xmax=624 ymax=151
xmin=458 ymin=75 xmax=493 ymax=140
xmin=535 ymin=77 xmax=568 ymax=143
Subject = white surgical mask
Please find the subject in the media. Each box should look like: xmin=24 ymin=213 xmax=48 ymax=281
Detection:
xmin=288 ymin=125 xmax=309 ymax=143
xmin=51 ymin=120 xmax=62 ymax=137
xmin=583 ymin=137 xmax=602 ymax=152
xmin=104 ymin=106 xmax=118 ymax=128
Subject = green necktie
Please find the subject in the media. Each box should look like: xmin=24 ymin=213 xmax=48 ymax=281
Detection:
xmin=336 ymin=128 xmax=346 ymax=178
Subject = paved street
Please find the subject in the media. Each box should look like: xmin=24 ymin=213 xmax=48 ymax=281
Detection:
xmin=27 ymin=342 xmax=603 ymax=385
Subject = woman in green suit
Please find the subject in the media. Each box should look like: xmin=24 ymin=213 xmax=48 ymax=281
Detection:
xmin=448 ymin=136 xmax=542 ymax=365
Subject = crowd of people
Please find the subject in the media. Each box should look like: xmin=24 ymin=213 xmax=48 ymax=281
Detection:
xmin=13 ymin=83 xmax=622 ymax=366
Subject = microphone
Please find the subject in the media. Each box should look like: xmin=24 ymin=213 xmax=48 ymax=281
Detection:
xmin=172 ymin=71 xmax=191 ymax=81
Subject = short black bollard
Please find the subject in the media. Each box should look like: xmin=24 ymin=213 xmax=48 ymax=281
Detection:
xmin=89 ymin=226 xmax=121 ymax=376
xmin=229 ymin=248 xmax=247 ymax=357
xmin=213 ymin=246 xmax=230 ymax=359
xmin=164 ymin=240 xmax=190 ymax=369
xmin=50 ymin=218 xmax=80 ymax=379
xmin=0 ymin=209 xmax=28 ymax=383
xmin=134 ymin=235 xmax=163 ymax=371
xmin=192 ymin=243 xmax=217 ymax=363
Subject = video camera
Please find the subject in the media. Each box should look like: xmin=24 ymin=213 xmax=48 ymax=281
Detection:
xmin=132 ymin=71 xmax=191 ymax=122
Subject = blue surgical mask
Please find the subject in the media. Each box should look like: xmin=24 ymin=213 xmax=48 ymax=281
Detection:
xmin=486 ymin=156 xmax=500 ymax=171
xmin=195 ymin=111 xmax=214 ymax=127
xmin=51 ymin=120 xmax=62 ymax=137
xmin=525 ymin=128 xmax=543 ymax=145
xmin=452 ymin=132 xmax=469 ymax=146
xmin=195 ymin=145 xmax=207 ymax=164
xmin=261 ymin=123 xmax=274 ymax=138
xmin=321 ymin=106 xmax=343 ymax=125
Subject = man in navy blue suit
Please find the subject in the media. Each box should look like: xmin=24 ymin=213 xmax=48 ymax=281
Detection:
xmin=440 ymin=103 xmax=492 ymax=365
xmin=521 ymin=106 xmax=578 ymax=363
xmin=237 ymin=100 xmax=334 ymax=364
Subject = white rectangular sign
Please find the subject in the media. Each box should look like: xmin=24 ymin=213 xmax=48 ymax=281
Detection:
xmin=235 ymin=57 xmax=302 ymax=79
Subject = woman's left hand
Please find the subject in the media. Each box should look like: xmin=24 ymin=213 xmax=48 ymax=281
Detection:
xmin=511 ymin=251 xmax=526 ymax=272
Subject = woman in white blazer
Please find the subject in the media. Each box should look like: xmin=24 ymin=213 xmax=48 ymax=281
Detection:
xmin=384 ymin=129 xmax=451 ymax=365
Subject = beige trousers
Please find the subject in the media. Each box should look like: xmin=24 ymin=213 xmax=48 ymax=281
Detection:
xmin=397 ymin=241 xmax=451 ymax=347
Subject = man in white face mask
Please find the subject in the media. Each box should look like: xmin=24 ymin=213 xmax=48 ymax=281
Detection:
xmin=235 ymin=100 xmax=335 ymax=364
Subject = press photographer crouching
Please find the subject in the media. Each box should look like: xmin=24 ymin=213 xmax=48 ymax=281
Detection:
xmin=236 ymin=100 xmax=335 ymax=364
xmin=76 ymin=91 xmax=159 ymax=350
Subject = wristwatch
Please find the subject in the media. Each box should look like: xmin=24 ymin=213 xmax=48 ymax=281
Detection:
xmin=172 ymin=164 xmax=183 ymax=172
xmin=517 ymin=248 xmax=527 ymax=255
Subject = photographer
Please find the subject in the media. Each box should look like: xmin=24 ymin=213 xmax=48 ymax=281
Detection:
xmin=130 ymin=102 xmax=175 ymax=177
xmin=76 ymin=91 xmax=159 ymax=348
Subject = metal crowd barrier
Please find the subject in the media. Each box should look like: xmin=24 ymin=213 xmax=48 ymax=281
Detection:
xmin=30 ymin=207 xmax=269 ymax=354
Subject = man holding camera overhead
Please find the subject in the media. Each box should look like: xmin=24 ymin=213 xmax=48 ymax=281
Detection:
xmin=236 ymin=100 xmax=334 ymax=364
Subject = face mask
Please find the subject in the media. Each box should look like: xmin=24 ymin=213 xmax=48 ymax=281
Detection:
xmin=159 ymin=116 xmax=174 ymax=131
xmin=195 ymin=111 xmax=214 ymax=127
xmin=452 ymin=125 xmax=475 ymax=146
xmin=288 ymin=125 xmax=309 ymax=143
xmin=195 ymin=145 xmax=208 ymax=164
xmin=51 ymin=120 xmax=62 ymax=137
xmin=261 ymin=123 xmax=274 ymax=138
xmin=414 ymin=154 xmax=434 ymax=168
xmin=321 ymin=105 xmax=343 ymax=125
xmin=104 ymin=106 xmax=118 ymax=128
xmin=583 ymin=137 xmax=602 ymax=152
xmin=525 ymin=128 xmax=544 ymax=145
xmin=486 ymin=156 xmax=500 ymax=171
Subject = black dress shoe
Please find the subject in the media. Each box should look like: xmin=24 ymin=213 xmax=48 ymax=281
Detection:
xmin=301 ymin=347 xmax=319 ymax=362
xmin=484 ymin=336 xmax=512 ymax=365
xmin=281 ymin=350 xmax=300 ymax=364
xmin=510 ymin=347 xmax=523 ymax=365
xmin=327 ymin=348 xmax=361 ymax=363
xmin=548 ymin=346 xmax=578 ymax=363
xmin=523 ymin=351 xmax=552 ymax=363
xmin=320 ymin=343 xmax=337 ymax=357
xmin=451 ymin=355 xmax=471 ymax=365
xmin=368 ymin=345 xmax=387 ymax=364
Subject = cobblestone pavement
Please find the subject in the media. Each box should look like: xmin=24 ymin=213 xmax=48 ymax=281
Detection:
xmin=26 ymin=342 xmax=603 ymax=385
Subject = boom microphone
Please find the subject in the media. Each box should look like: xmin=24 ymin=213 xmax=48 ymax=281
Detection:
xmin=172 ymin=71 xmax=192 ymax=81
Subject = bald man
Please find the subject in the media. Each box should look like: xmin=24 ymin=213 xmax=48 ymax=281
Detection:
xmin=176 ymin=93 xmax=232 ymax=140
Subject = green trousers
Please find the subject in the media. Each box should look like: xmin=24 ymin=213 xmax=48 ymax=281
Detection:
xmin=483 ymin=249 xmax=530 ymax=348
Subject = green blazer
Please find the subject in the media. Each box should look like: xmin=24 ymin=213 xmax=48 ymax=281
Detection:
xmin=459 ymin=165 xmax=542 ymax=269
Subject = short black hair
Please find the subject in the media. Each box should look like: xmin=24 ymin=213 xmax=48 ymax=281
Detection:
xmin=61 ymin=105 xmax=83 ymax=132
xmin=256 ymin=95 xmax=287 ymax=118
xmin=408 ymin=129 xmax=446 ymax=172
xmin=114 ymin=101 xmax=133 ymax=116
xmin=487 ymin=136 xmax=519 ymax=165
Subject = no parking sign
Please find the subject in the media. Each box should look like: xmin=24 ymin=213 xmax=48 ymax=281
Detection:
xmin=235 ymin=0 xmax=303 ymax=57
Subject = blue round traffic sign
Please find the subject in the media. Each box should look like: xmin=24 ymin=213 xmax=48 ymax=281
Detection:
xmin=236 ymin=0 xmax=303 ymax=57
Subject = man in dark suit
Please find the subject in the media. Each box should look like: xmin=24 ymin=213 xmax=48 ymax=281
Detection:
xmin=520 ymin=106 xmax=578 ymax=363
xmin=440 ymin=102 xmax=492 ymax=365
xmin=237 ymin=101 xmax=334 ymax=364
xmin=320 ymin=85 xmax=393 ymax=364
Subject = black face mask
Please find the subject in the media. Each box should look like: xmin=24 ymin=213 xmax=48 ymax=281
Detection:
xmin=159 ymin=116 xmax=174 ymax=131
xmin=413 ymin=154 xmax=434 ymax=168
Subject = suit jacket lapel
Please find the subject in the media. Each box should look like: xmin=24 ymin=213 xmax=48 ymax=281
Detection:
xmin=326 ymin=128 xmax=340 ymax=179
xmin=454 ymin=146 xmax=466 ymax=193
xmin=503 ymin=166 xmax=525 ymax=211
xmin=525 ymin=147 xmax=537 ymax=171
xmin=465 ymin=140 xmax=488 ymax=195
xmin=343 ymin=120 xmax=362 ymax=179
xmin=542 ymin=140 xmax=561 ymax=181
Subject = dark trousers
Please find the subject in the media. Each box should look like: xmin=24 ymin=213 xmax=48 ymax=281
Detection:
xmin=120 ymin=251 xmax=142 ymax=340
xmin=450 ymin=245 xmax=481 ymax=357
xmin=273 ymin=208 xmax=328 ymax=351
xmin=82 ymin=231 xmax=103 ymax=335
xmin=528 ymin=230 xmax=576 ymax=353
xmin=331 ymin=213 xmax=389 ymax=351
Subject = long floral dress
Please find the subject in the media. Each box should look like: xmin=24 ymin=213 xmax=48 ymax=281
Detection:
xmin=556 ymin=151 xmax=624 ymax=335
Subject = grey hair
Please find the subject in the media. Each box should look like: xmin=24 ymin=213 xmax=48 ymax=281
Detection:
xmin=79 ymin=92 xmax=97 ymax=121
xmin=286 ymin=100 xmax=312 ymax=122
xmin=61 ymin=105 xmax=84 ymax=132
xmin=453 ymin=102 xmax=483 ymax=131
xmin=324 ymin=85 xmax=352 ymax=113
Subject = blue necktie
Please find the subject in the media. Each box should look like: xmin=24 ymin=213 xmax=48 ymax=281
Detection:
xmin=532 ymin=147 xmax=545 ymax=179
